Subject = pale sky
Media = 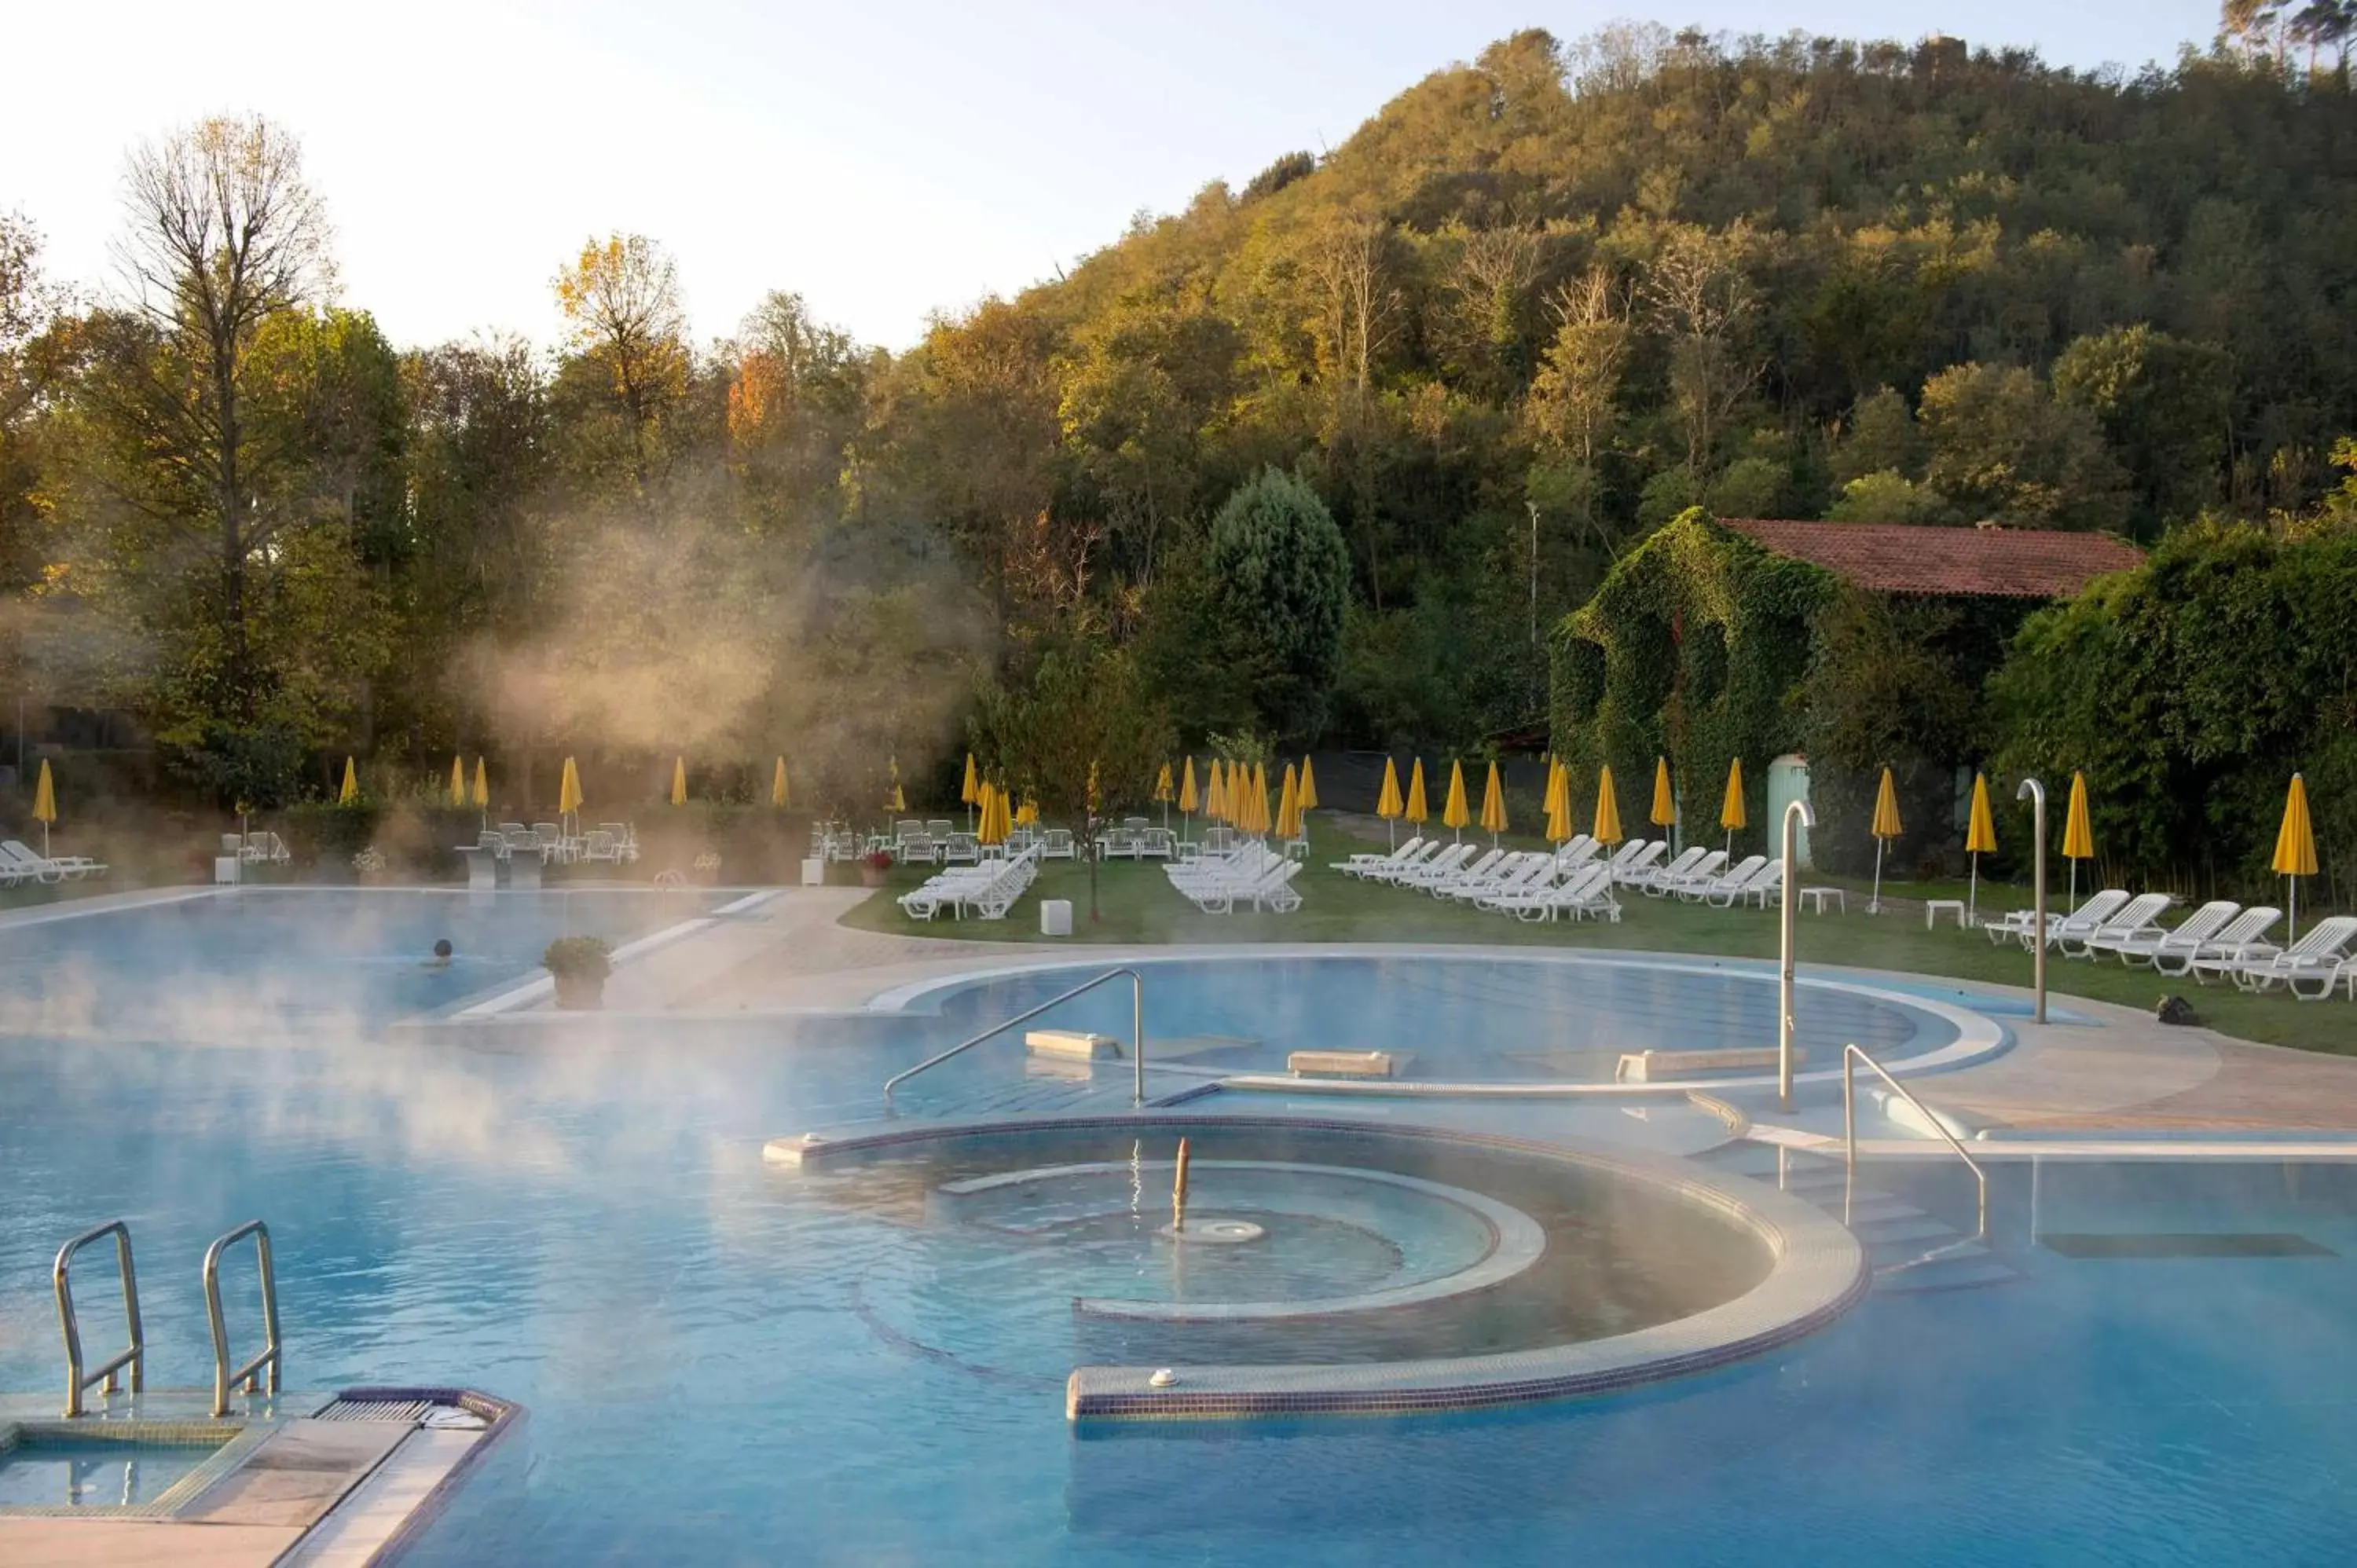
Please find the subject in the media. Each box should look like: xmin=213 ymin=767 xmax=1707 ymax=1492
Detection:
xmin=4 ymin=0 xmax=2222 ymax=354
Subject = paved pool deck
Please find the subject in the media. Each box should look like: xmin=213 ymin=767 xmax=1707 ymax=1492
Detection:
xmin=540 ymin=887 xmax=2357 ymax=1137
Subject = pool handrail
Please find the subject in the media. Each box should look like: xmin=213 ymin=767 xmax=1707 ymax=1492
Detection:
xmin=883 ymin=967 xmax=1146 ymax=1116
xmin=1842 ymin=1042 xmax=1990 ymax=1262
xmin=53 ymin=1218 xmax=145 ymax=1418
xmin=203 ymin=1218 xmax=284 ymax=1417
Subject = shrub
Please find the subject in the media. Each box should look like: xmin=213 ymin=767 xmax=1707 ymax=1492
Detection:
xmin=542 ymin=936 xmax=612 ymax=980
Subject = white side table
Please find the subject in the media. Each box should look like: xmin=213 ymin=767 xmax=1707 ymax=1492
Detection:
xmin=1925 ymin=898 xmax=1967 ymax=929
xmin=1798 ymin=887 xmax=1845 ymax=914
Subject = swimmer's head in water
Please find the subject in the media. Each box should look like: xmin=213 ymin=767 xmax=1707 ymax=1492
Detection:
xmin=433 ymin=939 xmax=453 ymax=959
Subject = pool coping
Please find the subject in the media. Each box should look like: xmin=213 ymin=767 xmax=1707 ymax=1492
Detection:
xmin=773 ymin=1112 xmax=1868 ymax=1421
xmin=852 ymin=946 xmax=2012 ymax=1097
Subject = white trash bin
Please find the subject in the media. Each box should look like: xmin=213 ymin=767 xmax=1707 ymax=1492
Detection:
xmin=801 ymin=857 xmax=825 ymax=887
xmin=1040 ymin=899 xmax=1073 ymax=937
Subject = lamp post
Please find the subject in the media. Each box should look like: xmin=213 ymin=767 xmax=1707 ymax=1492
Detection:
xmin=1778 ymin=797 xmax=1816 ymax=1113
xmin=2016 ymin=777 xmax=2047 ymax=1024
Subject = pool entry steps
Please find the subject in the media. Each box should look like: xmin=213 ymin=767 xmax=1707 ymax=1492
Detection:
xmin=4 ymin=1219 xmax=519 ymax=1565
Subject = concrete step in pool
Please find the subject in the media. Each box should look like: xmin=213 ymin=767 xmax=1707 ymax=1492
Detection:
xmin=1697 ymin=1140 xmax=2025 ymax=1296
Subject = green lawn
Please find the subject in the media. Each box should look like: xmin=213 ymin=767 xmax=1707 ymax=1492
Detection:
xmin=838 ymin=817 xmax=2357 ymax=1057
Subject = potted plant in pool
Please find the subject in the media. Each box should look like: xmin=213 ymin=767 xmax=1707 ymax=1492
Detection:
xmin=544 ymin=936 xmax=613 ymax=1010
xmin=860 ymin=848 xmax=893 ymax=888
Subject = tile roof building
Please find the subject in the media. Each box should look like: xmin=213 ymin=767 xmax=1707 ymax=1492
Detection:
xmin=1718 ymin=519 xmax=2144 ymax=599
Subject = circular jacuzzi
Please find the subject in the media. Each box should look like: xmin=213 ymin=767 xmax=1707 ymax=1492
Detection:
xmin=785 ymin=1114 xmax=1866 ymax=1420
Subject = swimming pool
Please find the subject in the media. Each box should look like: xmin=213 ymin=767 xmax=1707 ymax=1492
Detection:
xmin=0 ymin=888 xmax=721 ymax=1039
xmin=885 ymin=951 xmax=1987 ymax=1097
xmin=5 ymin=909 xmax=2356 ymax=1563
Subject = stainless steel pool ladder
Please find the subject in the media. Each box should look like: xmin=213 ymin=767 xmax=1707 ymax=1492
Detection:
xmin=53 ymin=1220 xmax=145 ymax=1418
xmin=882 ymin=966 xmax=1146 ymax=1116
xmin=204 ymin=1219 xmax=284 ymax=1418
xmin=53 ymin=1218 xmax=284 ymax=1420
xmin=1842 ymin=1042 xmax=1990 ymax=1265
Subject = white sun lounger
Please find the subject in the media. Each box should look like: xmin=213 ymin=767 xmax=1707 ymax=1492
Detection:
xmin=1986 ymin=888 xmax=2129 ymax=950
xmin=2093 ymin=900 xmax=2238 ymax=967
xmin=2231 ymin=916 xmax=2357 ymax=999
xmin=2175 ymin=907 xmax=2282 ymax=982
xmin=1675 ymin=852 xmax=1754 ymax=902
xmin=1630 ymin=844 xmax=1709 ymax=895
xmin=1494 ymin=863 xmax=1620 ymax=922
xmin=2057 ymin=892 xmax=2174 ymax=959
xmin=1607 ymin=840 xmax=1668 ymax=886
xmin=1717 ymin=858 xmax=1783 ymax=909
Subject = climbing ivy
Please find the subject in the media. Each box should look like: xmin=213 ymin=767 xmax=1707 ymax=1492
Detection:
xmin=1548 ymin=511 xmax=1831 ymax=852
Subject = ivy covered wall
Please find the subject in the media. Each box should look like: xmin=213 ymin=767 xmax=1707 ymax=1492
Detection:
xmin=1547 ymin=511 xmax=1831 ymax=857
xmin=1548 ymin=509 xmax=2045 ymax=875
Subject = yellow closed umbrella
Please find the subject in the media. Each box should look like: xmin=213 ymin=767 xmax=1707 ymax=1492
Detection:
xmin=1154 ymin=760 xmax=1174 ymax=830
xmin=1375 ymin=757 xmax=1404 ymax=848
xmin=976 ymin=781 xmax=1005 ymax=847
xmin=1442 ymin=760 xmax=1471 ymax=841
xmin=1649 ymin=757 xmax=1677 ymax=838
xmin=1593 ymin=764 xmax=1624 ymax=847
xmin=2062 ymin=770 xmax=2094 ymax=911
xmin=1299 ymin=757 xmax=1319 ymax=813
xmin=559 ymin=756 xmax=583 ymax=818
xmin=1252 ymin=761 xmax=1271 ymax=836
xmin=1545 ymin=762 xmax=1573 ymax=844
xmin=1479 ymin=760 xmax=1508 ymax=844
xmin=1277 ymin=763 xmax=1302 ymax=841
xmin=472 ymin=757 xmax=489 ymax=825
xmin=1406 ymin=760 xmax=1429 ymax=827
xmin=449 ymin=754 xmax=467 ymax=809
xmin=886 ymin=756 xmax=906 ymax=815
xmin=1178 ymin=756 xmax=1198 ymax=840
xmin=339 ymin=757 xmax=359 ymax=807
xmin=31 ymin=757 xmax=56 ymax=859
xmin=1017 ymin=795 xmax=1039 ymax=828
xmin=772 ymin=757 xmax=790 ymax=808
xmin=1719 ymin=757 xmax=1747 ymax=855
xmin=671 ymin=756 xmax=688 ymax=807
xmin=961 ymin=753 xmax=979 ymax=830
xmin=2275 ymin=772 xmax=2319 ymax=940
xmin=1204 ymin=760 xmax=1225 ymax=826
xmin=1965 ymin=771 xmax=1997 ymax=925
xmin=1868 ymin=765 xmax=1903 ymax=914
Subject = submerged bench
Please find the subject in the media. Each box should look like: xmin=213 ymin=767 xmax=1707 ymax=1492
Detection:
xmin=1288 ymin=1050 xmax=1396 ymax=1079
xmin=1026 ymin=1028 xmax=1124 ymax=1061
xmin=1615 ymin=1046 xmax=1805 ymax=1083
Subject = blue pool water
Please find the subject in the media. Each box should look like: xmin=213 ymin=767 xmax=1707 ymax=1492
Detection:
xmin=0 ymin=888 xmax=719 ymax=1036
xmin=4 ymin=903 xmax=2356 ymax=1563
xmin=911 ymin=954 xmax=1960 ymax=1085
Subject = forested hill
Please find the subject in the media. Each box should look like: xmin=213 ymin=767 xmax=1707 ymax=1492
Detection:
xmin=7 ymin=16 xmax=2357 ymax=813
xmin=989 ymin=23 xmax=2357 ymax=745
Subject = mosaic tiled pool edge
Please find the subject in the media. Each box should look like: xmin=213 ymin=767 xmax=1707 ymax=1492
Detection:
xmin=779 ymin=1112 xmax=1868 ymax=1422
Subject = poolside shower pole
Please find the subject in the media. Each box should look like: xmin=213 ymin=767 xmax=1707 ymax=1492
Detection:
xmin=2018 ymin=778 xmax=2048 ymax=1024
xmin=1778 ymin=799 xmax=1815 ymax=1114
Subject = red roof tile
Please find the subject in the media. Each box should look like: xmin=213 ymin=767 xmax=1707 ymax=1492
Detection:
xmin=1720 ymin=518 xmax=2144 ymax=599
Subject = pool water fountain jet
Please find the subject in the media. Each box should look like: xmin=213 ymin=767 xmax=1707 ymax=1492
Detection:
xmin=1157 ymin=1138 xmax=1268 ymax=1245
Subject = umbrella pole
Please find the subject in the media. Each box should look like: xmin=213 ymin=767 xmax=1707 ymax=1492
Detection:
xmin=1871 ymin=839 xmax=1884 ymax=914
xmin=2289 ymin=874 xmax=2299 ymax=943
xmin=1968 ymin=852 xmax=1979 ymax=927
xmin=2069 ymin=862 xmax=2078 ymax=914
